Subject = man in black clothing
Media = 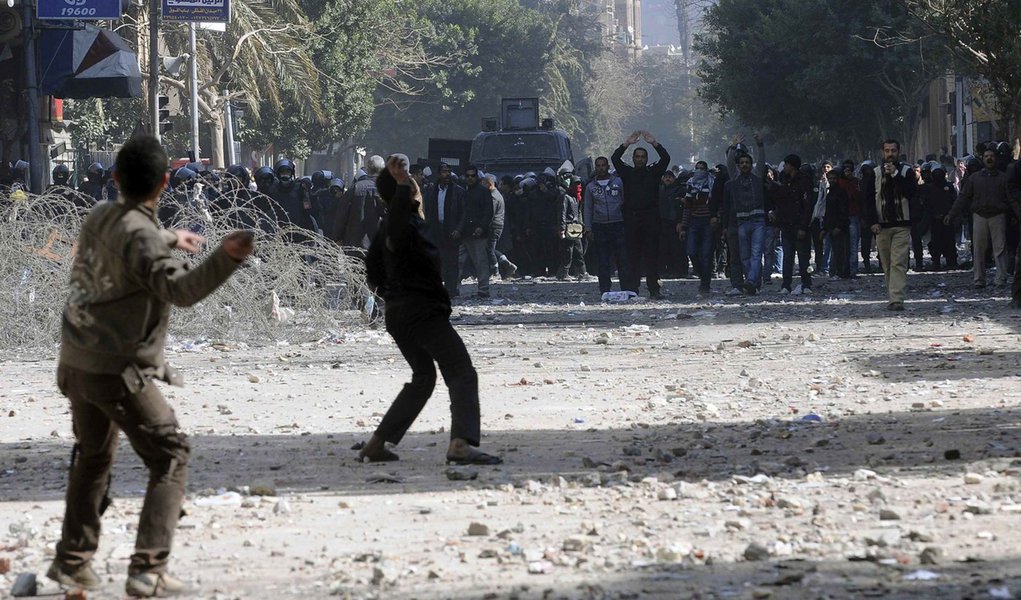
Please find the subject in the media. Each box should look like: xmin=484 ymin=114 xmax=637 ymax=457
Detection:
xmin=422 ymin=163 xmax=465 ymax=296
xmin=923 ymin=165 xmax=958 ymax=271
xmin=358 ymin=155 xmax=500 ymax=466
xmin=611 ymin=130 xmax=671 ymax=298
xmin=455 ymin=166 xmax=495 ymax=298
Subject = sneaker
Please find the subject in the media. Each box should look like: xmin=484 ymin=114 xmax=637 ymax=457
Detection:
xmin=725 ymin=287 xmax=744 ymax=297
xmin=792 ymin=284 xmax=803 ymax=296
xmin=47 ymin=561 xmax=102 ymax=591
xmin=125 ymin=572 xmax=187 ymax=597
xmin=778 ymin=287 xmax=791 ymax=295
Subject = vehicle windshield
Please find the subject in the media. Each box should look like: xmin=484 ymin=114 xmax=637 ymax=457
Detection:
xmin=480 ymin=134 xmax=561 ymax=160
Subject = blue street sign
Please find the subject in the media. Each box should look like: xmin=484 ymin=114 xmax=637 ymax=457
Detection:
xmin=38 ymin=0 xmax=122 ymax=21
xmin=161 ymin=0 xmax=231 ymax=23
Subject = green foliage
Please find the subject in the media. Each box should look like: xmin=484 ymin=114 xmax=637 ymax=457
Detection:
xmin=905 ymin=0 xmax=1021 ymax=137
xmin=359 ymin=0 xmax=595 ymax=160
xmin=696 ymin=0 xmax=952 ymax=157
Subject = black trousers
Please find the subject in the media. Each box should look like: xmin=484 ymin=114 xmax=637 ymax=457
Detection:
xmin=780 ymin=227 xmax=812 ymax=291
xmin=928 ymin=217 xmax=958 ymax=269
xmin=726 ymin=225 xmax=744 ymax=288
xmin=623 ymin=211 xmax=661 ymax=294
xmin=376 ymin=305 xmax=481 ymax=447
xmin=439 ymin=240 xmax=460 ymax=296
xmin=830 ymin=229 xmax=850 ymax=278
xmin=860 ymin=218 xmax=875 ymax=271
xmin=558 ymin=236 xmax=586 ymax=277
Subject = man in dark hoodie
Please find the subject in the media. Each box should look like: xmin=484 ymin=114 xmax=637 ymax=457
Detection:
xmin=611 ymin=130 xmax=671 ymax=298
xmin=768 ymin=154 xmax=814 ymax=295
xmin=922 ymin=164 xmax=958 ymax=271
xmin=657 ymin=170 xmax=687 ymax=278
xmin=824 ymin=168 xmax=851 ymax=279
xmin=359 ymin=154 xmax=500 ymax=466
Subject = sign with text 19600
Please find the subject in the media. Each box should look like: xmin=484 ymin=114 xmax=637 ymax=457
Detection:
xmin=37 ymin=0 xmax=122 ymax=20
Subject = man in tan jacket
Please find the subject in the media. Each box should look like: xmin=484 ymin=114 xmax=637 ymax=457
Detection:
xmin=48 ymin=135 xmax=254 ymax=597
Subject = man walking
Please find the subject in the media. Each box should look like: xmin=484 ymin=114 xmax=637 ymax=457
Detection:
xmin=864 ymin=139 xmax=917 ymax=311
xmin=49 ymin=135 xmax=253 ymax=597
xmin=611 ymin=130 xmax=671 ymax=299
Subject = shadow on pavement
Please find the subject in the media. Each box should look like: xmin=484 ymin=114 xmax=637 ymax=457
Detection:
xmin=2 ymin=404 xmax=1018 ymax=503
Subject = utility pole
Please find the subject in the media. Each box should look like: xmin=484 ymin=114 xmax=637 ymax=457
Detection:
xmin=23 ymin=0 xmax=43 ymax=193
xmin=188 ymin=22 xmax=200 ymax=161
xmin=149 ymin=0 xmax=160 ymax=141
xmin=224 ymin=86 xmax=236 ymax=165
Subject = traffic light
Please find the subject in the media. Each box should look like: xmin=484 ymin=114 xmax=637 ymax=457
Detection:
xmin=158 ymin=95 xmax=173 ymax=135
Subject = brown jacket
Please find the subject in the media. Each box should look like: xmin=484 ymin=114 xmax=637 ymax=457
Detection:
xmin=60 ymin=200 xmax=240 ymax=376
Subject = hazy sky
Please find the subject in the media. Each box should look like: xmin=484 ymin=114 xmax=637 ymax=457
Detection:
xmin=642 ymin=0 xmax=679 ymax=47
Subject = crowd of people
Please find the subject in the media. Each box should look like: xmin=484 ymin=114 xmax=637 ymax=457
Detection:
xmin=5 ymin=131 xmax=1021 ymax=311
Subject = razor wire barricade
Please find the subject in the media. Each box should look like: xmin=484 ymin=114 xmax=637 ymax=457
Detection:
xmin=0 ymin=186 xmax=370 ymax=351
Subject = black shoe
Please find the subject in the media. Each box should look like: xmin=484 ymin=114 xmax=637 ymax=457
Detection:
xmin=887 ymin=301 xmax=905 ymax=311
xmin=743 ymin=282 xmax=758 ymax=296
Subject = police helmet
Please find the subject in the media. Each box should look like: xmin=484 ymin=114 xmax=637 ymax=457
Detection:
xmin=86 ymin=162 xmax=104 ymax=180
xmin=274 ymin=159 xmax=296 ymax=179
xmin=52 ymin=164 xmax=70 ymax=185
xmin=312 ymin=170 xmax=333 ymax=188
xmin=226 ymin=164 xmax=251 ymax=187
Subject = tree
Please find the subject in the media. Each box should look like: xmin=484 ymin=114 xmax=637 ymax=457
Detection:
xmin=903 ymin=0 xmax=1021 ymax=150
xmin=357 ymin=0 xmax=624 ymax=160
xmin=155 ymin=0 xmax=324 ymax=166
xmin=696 ymin=0 xmax=951 ymax=159
xmin=238 ymin=0 xmax=455 ymax=160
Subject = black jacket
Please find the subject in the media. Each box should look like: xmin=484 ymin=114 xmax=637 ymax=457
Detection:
xmin=457 ymin=183 xmax=494 ymax=238
xmin=365 ymin=184 xmax=450 ymax=313
xmin=610 ymin=143 xmax=671 ymax=214
xmin=422 ymin=181 xmax=465 ymax=243
xmin=823 ymin=185 xmax=850 ymax=231
xmin=770 ymin=171 xmax=814 ymax=230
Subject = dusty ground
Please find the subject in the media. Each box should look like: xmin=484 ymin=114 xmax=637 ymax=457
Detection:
xmin=2 ymin=268 xmax=1021 ymax=600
